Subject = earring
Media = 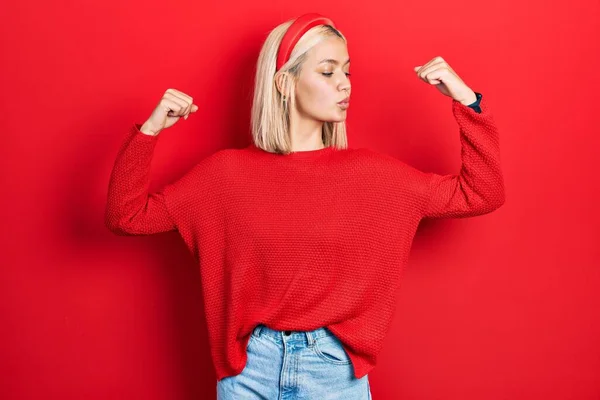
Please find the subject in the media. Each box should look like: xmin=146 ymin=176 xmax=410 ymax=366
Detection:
xmin=283 ymin=95 xmax=287 ymax=102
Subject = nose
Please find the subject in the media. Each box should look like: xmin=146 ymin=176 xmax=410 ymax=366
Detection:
xmin=340 ymin=84 xmax=350 ymax=97
xmin=339 ymin=75 xmax=351 ymax=94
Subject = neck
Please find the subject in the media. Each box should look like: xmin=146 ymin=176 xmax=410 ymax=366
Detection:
xmin=289 ymin=109 xmax=325 ymax=151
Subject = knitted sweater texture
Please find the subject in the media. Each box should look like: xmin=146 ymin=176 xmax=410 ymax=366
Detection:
xmin=105 ymin=96 xmax=505 ymax=380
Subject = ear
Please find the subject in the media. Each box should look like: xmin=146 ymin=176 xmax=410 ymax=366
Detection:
xmin=274 ymin=71 xmax=289 ymax=96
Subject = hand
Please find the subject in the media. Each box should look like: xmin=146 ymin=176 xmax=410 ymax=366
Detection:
xmin=140 ymin=88 xmax=199 ymax=136
xmin=413 ymin=57 xmax=477 ymax=105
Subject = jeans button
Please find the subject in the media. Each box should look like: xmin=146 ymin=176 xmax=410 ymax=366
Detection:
xmin=284 ymin=331 xmax=292 ymax=336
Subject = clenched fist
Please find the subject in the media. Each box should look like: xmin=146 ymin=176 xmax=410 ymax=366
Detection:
xmin=413 ymin=57 xmax=477 ymax=105
xmin=140 ymin=88 xmax=199 ymax=136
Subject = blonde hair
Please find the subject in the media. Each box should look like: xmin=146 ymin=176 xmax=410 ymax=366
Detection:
xmin=250 ymin=18 xmax=349 ymax=154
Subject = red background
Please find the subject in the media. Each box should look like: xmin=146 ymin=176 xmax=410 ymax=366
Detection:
xmin=1 ymin=0 xmax=599 ymax=399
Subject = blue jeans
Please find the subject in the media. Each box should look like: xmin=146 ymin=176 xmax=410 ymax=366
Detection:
xmin=217 ymin=324 xmax=372 ymax=399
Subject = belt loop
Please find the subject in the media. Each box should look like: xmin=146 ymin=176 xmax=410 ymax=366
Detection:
xmin=253 ymin=324 xmax=263 ymax=337
xmin=305 ymin=329 xmax=315 ymax=346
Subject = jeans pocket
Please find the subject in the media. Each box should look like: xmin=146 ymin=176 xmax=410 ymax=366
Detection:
xmin=246 ymin=330 xmax=271 ymax=353
xmin=312 ymin=335 xmax=352 ymax=365
xmin=246 ymin=332 xmax=260 ymax=352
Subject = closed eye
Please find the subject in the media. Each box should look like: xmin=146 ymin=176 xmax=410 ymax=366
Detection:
xmin=322 ymin=73 xmax=352 ymax=77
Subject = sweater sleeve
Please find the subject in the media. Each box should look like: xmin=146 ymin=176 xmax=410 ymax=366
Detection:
xmin=422 ymin=93 xmax=505 ymax=219
xmin=104 ymin=123 xmax=180 ymax=235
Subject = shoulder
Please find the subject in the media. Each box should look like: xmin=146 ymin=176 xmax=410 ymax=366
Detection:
xmin=168 ymin=148 xmax=235 ymax=188
xmin=189 ymin=147 xmax=240 ymax=170
xmin=352 ymin=147 xmax=432 ymax=183
xmin=351 ymin=147 xmax=412 ymax=170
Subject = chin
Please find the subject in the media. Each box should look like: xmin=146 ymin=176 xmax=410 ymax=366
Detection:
xmin=324 ymin=113 xmax=347 ymax=123
xmin=314 ymin=110 xmax=347 ymax=123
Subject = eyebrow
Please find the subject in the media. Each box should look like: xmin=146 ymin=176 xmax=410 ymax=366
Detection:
xmin=318 ymin=58 xmax=350 ymax=66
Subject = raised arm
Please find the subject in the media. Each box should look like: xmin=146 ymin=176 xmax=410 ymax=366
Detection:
xmin=423 ymin=94 xmax=505 ymax=219
xmin=104 ymin=123 xmax=177 ymax=235
xmin=105 ymin=88 xmax=203 ymax=235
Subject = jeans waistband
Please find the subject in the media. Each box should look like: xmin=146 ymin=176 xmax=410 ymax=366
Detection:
xmin=251 ymin=324 xmax=334 ymax=346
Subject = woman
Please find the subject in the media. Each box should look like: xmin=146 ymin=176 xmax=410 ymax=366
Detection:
xmin=105 ymin=12 xmax=504 ymax=400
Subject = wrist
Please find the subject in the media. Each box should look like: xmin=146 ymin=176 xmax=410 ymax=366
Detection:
xmin=140 ymin=121 xmax=160 ymax=136
xmin=458 ymin=89 xmax=477 ymax=106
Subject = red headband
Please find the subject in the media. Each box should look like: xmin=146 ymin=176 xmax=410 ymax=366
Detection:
xmin=276 ymin=13 xmax=336 ymax=71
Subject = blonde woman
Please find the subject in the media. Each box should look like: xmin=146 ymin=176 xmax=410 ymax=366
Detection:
xmin=105 ymin=12 xmax=504 ymax=400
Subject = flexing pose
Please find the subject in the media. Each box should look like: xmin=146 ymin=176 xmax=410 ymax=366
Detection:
xmin=105 ymin=13 xmax=504 ymax=400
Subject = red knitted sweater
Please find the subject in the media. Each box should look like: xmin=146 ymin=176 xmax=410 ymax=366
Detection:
xmin=105 ymin=97 xmax=505 ymax=381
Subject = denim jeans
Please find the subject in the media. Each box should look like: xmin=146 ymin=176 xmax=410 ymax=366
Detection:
xmin=217 ymin=324 xmax=372 ymax=399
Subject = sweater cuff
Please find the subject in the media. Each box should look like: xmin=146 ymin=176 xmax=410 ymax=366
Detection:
xmin=132 ymin=123 xmax=161 ymax=140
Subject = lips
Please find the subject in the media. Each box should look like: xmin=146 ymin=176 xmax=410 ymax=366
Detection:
xmin=338 ymin=97 xmax=350 ymax=105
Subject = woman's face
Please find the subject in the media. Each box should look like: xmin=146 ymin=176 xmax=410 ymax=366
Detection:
xmin=292 ymin=37 xmax=351 ymax=123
